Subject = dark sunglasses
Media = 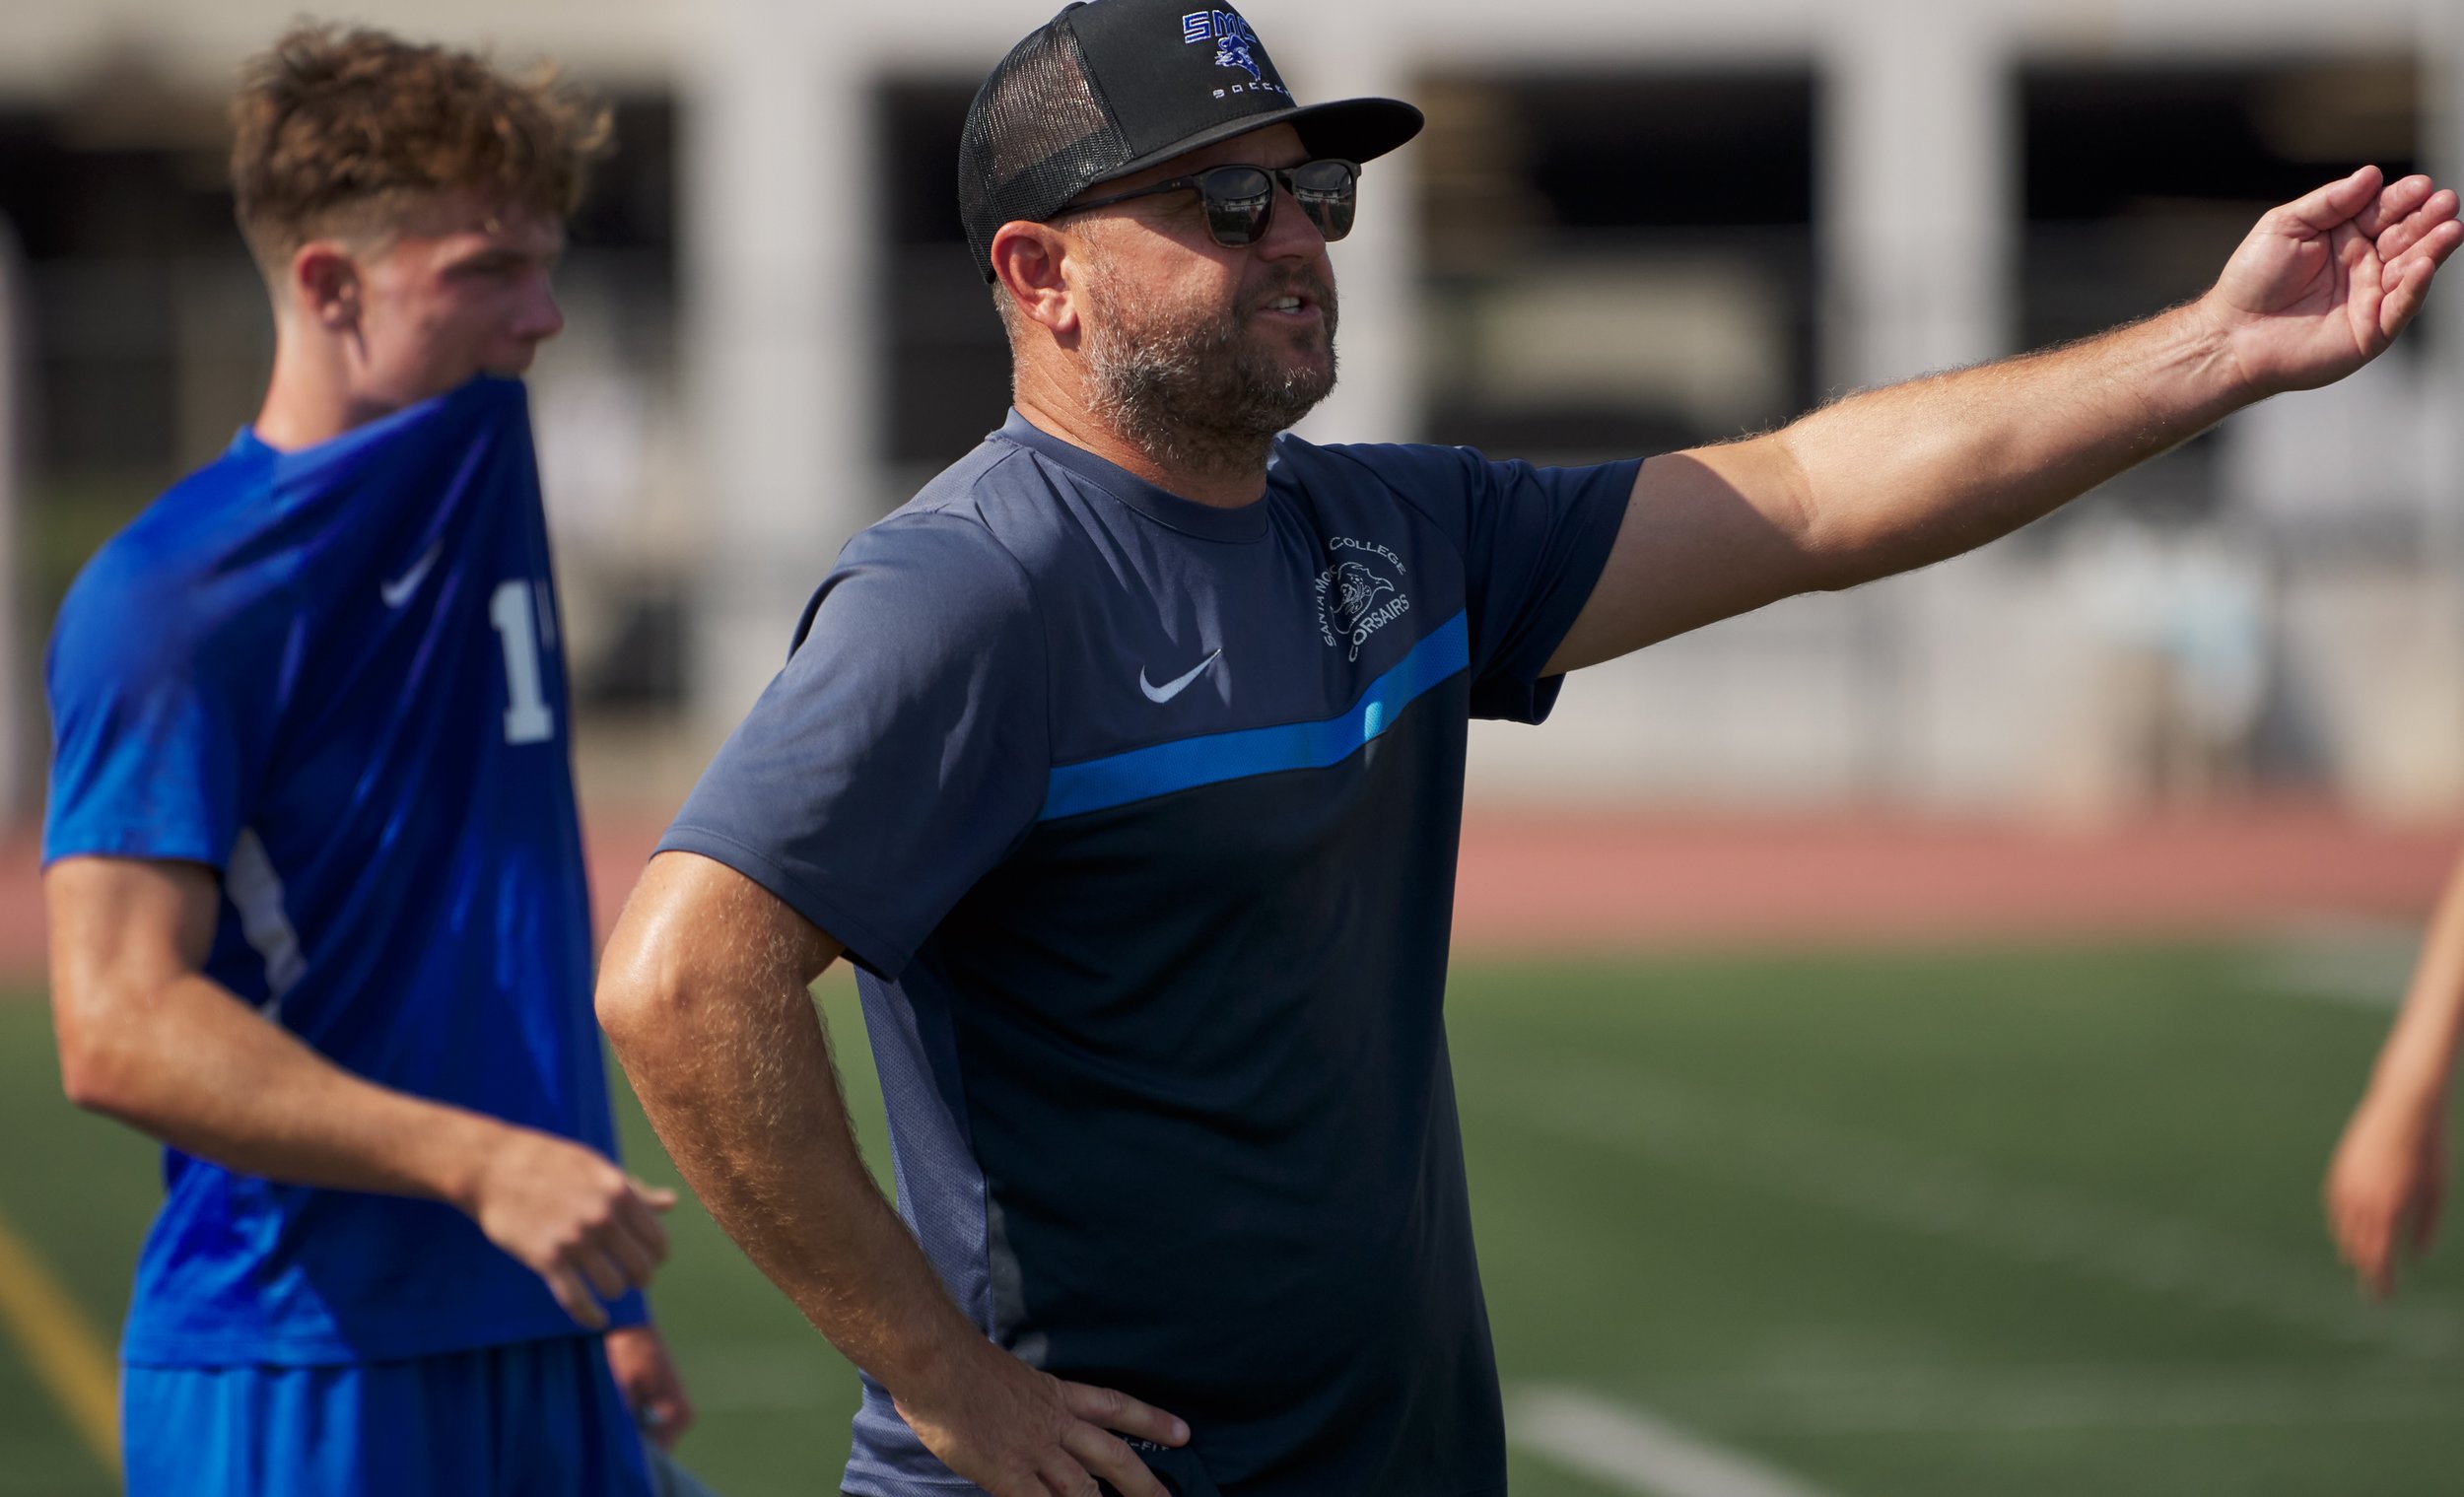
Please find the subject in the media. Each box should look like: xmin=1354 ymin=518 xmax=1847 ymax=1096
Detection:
xmin=1060 ymin=159 xmax=1360 ymax=248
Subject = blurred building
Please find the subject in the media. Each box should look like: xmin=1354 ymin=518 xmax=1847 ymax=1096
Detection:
xmin=4 ymin=0 xmax=2462 ymax=817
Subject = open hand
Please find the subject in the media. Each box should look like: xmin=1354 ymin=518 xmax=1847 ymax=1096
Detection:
xmin=2325 ymin=1090 xmax=2447 ymax=1298
xmin=2204 ymin=166 xmax=2463 ymax=395
xmin=458 ymin=1126 xmax=677 ymax=1329
xmin=893 ymin=1339 xmax=1189 ymax=1497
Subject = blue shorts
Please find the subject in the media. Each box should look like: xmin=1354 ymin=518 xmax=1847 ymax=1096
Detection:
xmin=122 ymin=1334 xmax=653 ymax=1497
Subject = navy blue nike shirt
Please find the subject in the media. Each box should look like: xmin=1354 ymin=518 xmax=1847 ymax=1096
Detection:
xmin=660 ymin=410 xmax=1634 ymax=1497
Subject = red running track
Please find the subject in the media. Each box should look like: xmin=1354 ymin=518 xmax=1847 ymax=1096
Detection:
xmin=3 ymin=805 xmax=2456 ymax=989
xmin=580 ymin=803 xmax=2462 ymax=956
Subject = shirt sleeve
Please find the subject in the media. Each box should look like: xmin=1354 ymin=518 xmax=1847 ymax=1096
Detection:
xmin=655 ymin=513 xmax=1050 ymax=980
xmin=42 ymin=551 xmax=293 ymax=870
xmin=1322 ymin=442 xmax=1638 ymax=724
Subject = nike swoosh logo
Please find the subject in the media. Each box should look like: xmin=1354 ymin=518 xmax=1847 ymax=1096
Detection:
xmin=379 ymin=541 xmax=445 ymax=608
xmin=1139 ymin=647 xmax=1222 ymax=704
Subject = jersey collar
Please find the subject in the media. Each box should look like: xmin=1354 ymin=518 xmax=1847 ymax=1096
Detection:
xmin=994 ymin=409 xmax=1270 ymax=544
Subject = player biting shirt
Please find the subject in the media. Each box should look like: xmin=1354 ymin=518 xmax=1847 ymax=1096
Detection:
xmin=41 ymin=25 xmax=689 ymax=1496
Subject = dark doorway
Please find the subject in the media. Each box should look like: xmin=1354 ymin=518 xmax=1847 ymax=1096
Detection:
xmin=1415 ymin=68 xmax=1819 ymax=464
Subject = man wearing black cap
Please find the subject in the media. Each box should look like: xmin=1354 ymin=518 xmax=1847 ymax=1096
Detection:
xmin=595 ymin=3 xmax=2460 ymax=1495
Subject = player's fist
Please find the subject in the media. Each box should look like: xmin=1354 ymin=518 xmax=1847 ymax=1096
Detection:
xmin=2325 ymin=1088 xmax=2447 ymax=1298
xmin=456 ymin=1126 xmax=677 ymax=1328
xmin=606 ymin=1322 xmax=697 ymax=1450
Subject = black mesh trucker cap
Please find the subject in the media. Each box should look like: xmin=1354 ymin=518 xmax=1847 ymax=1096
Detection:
xmin=959 ymin=0 xmax=1423 ymax=281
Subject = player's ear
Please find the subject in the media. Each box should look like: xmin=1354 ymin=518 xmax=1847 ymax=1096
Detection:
xmin=991 ymin=222 xmax=1079 ymax=340
xmin=291 ymin=240 xmax=362 ymax=332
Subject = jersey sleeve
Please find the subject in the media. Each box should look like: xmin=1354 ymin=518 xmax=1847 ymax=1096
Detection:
xmin=655 ymin=514 xmax=1050 ymax=980
xmin=42 ymin=550 xmax=294 ymax=870
xmin=1322 ymin=442 xmax=1637 ymax=723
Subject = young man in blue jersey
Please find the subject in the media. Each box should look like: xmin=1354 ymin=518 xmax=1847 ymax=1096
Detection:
xmin=595 ymin=3 xmax=2461 ymax=1495
xmin=42 ymin=25 xmax=691 ymax=1494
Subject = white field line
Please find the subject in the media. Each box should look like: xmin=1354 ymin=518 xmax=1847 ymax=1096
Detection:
xmin=2245 ymin=920 xmax=2422 ymax=1009
xmin=1509 ymin=1386 xmax=1840 ymax=1497
xmin=1605 ymin=1363 xmax=2464 ymax=1436
xmin=1468 ymin=1055 xmax=2464 ymax=1358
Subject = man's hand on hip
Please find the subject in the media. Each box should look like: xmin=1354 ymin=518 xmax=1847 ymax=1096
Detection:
xmin=452 ymin=1127 xmax=676 ymax=1329
xmin=892 ymin=1338 xmax=1190 ymax=1497
xmin=2201 ymin=166 xmax=2462 ymax=397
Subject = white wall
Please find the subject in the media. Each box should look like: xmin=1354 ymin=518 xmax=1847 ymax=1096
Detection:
xmin=11 ymin=0 xmax=2462 ymax=811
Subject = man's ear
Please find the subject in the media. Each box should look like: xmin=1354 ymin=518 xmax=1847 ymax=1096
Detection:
xmin=290 ymin=241 xmax=361 ymax=331
xmin=990 ymin=221 xmax=1081 ymax=339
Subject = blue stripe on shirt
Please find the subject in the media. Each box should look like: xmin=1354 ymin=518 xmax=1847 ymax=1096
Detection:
xmin=1040 ymin=610 xmax=1471 ymax=822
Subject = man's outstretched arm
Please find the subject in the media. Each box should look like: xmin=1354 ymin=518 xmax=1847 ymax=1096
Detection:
xmin=594 ymin=851 xmax=1188 ymax=1497
xmin=1547 ymin=166 xmax=2463 ymax=672
xmin=44 ymin=854 xmax=672 ymax=1329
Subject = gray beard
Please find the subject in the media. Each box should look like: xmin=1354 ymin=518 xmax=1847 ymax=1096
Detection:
xmin=1081 ymin=272 xmax=1339 ymax=481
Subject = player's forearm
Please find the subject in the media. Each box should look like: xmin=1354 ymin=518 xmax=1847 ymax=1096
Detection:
xmin=596 ymin=878 xmax=981 ymax=1393
xmin=1770 ymin=297 xmax=2253 ymax=591
xmin=57 ymin=966 xmax=514 ymax=1204
xmin=2361 ymin=852 xmax=2464 ymax=1115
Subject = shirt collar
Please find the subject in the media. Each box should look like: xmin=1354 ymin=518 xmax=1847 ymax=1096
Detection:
xmin=994 ymin=409 xmax=1271 ymax=544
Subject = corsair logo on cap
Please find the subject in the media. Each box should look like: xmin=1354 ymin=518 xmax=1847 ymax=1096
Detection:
xmin=1181 ymin=8 xmax=1290 ymax=100
xmin=1182 ymin=8 xmax=1260 ymax=81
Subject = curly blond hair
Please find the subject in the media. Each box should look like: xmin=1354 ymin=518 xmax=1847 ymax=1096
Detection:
xmin=231 ymin=23 xmax=612 ymax=269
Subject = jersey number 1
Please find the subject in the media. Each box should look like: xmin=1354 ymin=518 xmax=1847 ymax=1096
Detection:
xmin=489 ymin=579 xmax=556 ymax=745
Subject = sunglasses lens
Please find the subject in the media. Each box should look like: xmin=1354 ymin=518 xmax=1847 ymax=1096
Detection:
xmin=1290 ymin=161 xmax=1358 ymax=242
xmin=1290 ymin=160 xmax=1357 ymax=194
xmin=1299 ymin=195 xmax=1354 ymax=241
xmin=1199 ymin=167 xmax=1274 ymax=245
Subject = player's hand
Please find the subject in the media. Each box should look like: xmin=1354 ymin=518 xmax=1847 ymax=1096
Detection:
xmin=458 ymin=1126 xmax=677 ymax=1329
xmin=2325 ymin=1088 xmax=2447 ymax=1298
xmin=606 ymin=1321 xmax=697 ymax=1450
xmin=2199 ymin=166 xmax=2464 ymax=396
xmin=891 ymin=1338 xmax=1189 ymax=1497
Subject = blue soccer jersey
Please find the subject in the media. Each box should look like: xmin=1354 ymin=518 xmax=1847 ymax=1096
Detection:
xmin=661 ymin=411 xmax=1634 ymax=1497
xmin=44 ymin=376 xmax=644 ymax=1366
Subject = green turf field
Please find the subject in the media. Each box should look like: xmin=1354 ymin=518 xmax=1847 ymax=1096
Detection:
xmin=3 ymin=944 xmax=2459 ymax=1496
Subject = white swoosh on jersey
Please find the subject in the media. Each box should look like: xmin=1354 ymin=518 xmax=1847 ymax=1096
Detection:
xmin=379 ymin=541 xmax=445 ymax=608
xmin=1139 ymin=647 xmax=1222 ymax=704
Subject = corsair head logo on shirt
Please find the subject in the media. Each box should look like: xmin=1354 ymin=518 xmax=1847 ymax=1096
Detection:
xmin=1316 ymin=537 xmax=1411 ymax=661
xmin=1333 ymin=563 xmax=1393 ymax=621
xmin=1181 ymin=8 xmax=1288 ymax=99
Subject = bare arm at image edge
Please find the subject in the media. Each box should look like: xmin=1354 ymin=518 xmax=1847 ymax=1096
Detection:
xmin=594 ymin=850 xmax=1189 ymax=1497
xmin=2327 ymin=848 xmax=2464 ymax=1296
xmin=44 ymin=855 xmax=674 ymax=1330
xmin=1547 ymin=167 xmax=2463 ymax=673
